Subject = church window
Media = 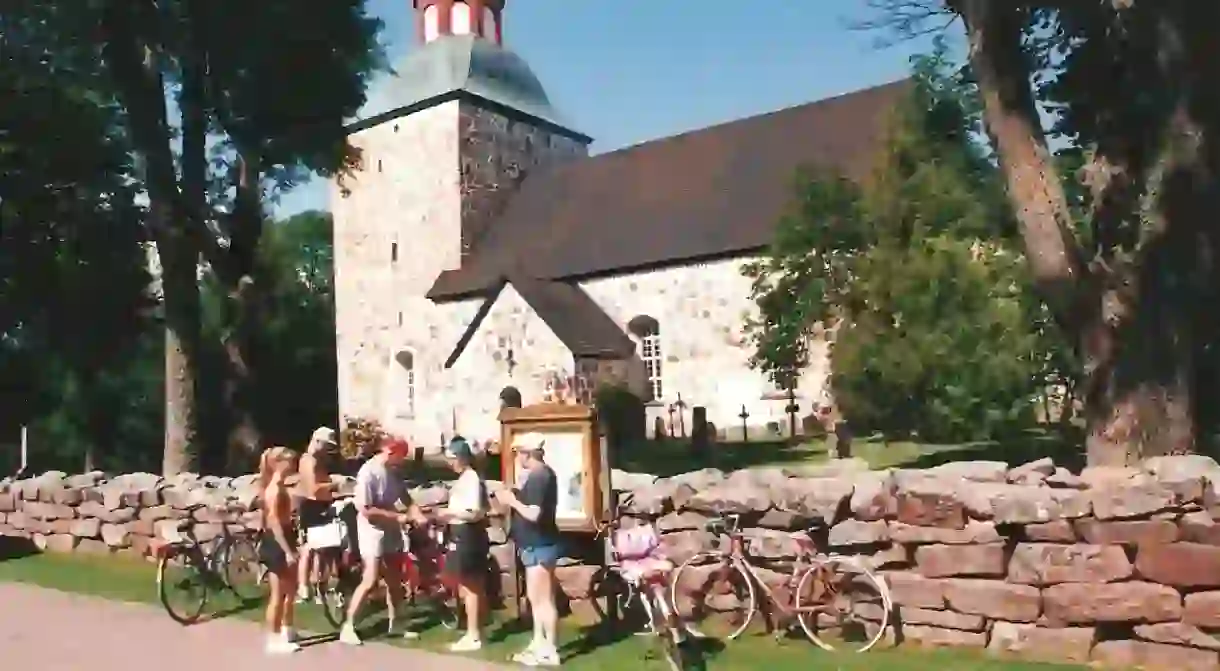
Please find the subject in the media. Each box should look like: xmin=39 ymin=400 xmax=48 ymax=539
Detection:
xmin=451 ymin=1 xmax=472 ymax=36
xmin=393 ymin=350 xmax=416 ymax=418
xmin=391 ymin=241 xmax=398 ymax=263
xmin=423 ymin=5 xmax=440 ymax=42
xmin=628 ymin=315 xmax=664 ymax=401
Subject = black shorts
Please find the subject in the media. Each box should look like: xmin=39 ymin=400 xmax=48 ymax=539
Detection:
xmin=445 ymin=524 xmax=489 ymax=581
xmin=299 ymin=498 xmax=331 ymax=528
xmin=258 ymin=529 xmax=298 ymax=573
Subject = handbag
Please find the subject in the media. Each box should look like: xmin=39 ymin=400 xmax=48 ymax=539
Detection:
xmin=306 ymin=519 xmax=345 ymax=549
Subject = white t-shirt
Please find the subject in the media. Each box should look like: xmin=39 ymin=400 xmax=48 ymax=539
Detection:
xmin=447 ymin=468 xmax=486 ymax=526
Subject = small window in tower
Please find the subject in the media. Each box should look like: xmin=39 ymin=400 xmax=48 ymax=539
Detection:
xmin=377 ymin=159 xmax=383 ymax=172
xmin=451 ymin=1 xmax=472 ymax=36
xmin=398 ymin=311 xmax=403 ymax=327
xmin=628 ymin=315 xmax=664 ymax=401
xmin=392 ymin=350 xmax=416 ymax=419
xmin=482 ymin=6 xmax=496 ymax=41
xmin=423 ymin=5 xmax=440 ymax=42
xmin=391 ymin=241 xmax=398 ymax=263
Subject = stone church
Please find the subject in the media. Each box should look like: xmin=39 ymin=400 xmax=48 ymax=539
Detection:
xmin=330 ymin=0 xmax=907 ymax=453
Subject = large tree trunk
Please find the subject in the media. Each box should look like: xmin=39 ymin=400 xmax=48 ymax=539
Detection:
xmin=953 ymin=0 xmax=1200 ymax=466
xmin=101 ymin=0 xmax=202 ymax=474
xmin=222 ymin=153 xmax=265 ymax=472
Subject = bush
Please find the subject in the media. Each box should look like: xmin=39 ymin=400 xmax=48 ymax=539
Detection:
xmin=594 ymin=384 xmax=645 ymax=447
xmin=340 ymin=415 xmax=384 ymax=460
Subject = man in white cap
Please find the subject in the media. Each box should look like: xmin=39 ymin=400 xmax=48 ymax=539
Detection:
xmin=495 ymin=431 xmax=562 ymax=666
xmin=296 ymin=426 xmax=339 ymax=603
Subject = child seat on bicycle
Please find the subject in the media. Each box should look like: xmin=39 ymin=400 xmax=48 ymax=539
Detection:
xmin=613 ymin=523 xmax=671 ymax=583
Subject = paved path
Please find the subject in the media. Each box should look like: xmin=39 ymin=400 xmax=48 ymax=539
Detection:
xmin=0 ymin=582 xmax=507 ymax=670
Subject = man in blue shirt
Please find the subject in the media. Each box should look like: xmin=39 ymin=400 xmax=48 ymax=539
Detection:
xmin=495 ymin=432 xmax=562 ymax=667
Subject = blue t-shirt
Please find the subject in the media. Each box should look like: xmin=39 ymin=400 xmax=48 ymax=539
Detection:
xmin=511 ymin=465 xmax=560 ymax=548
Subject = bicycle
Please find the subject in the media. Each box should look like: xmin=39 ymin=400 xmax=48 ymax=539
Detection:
xmin=314 ymin=502 xmax=458 ymax=631
xmin=590 ymin=517 xmax=688 ymax=671
xmin=668 ymin=513 xmax=892 ymax=653
xmin=150 ymin=503 xmax=265 ymax=624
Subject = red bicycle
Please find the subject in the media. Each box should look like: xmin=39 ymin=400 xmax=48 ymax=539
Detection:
xmin=315 ymin=503 xmax=457 ymax=631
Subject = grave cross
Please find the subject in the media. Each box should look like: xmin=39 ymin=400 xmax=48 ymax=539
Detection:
xmin=785 ymin=384 xmax=800 ymax=439
xmin=738 ymin=404 xmax=750 ymax=443
xmin=673 ymin=393 xmax=688 ymax=438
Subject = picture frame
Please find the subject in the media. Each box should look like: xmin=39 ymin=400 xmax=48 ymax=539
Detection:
xmin=498 ymin=403 xmax=606 ymax=533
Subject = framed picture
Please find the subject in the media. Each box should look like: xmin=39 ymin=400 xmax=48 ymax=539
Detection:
xmin=498 ymin=403 xmax=606 ymax=533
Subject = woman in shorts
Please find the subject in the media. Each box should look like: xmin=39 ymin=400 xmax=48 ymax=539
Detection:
xmin=257 ymin=446 xmax=301 ymax=655
xmin=437 ymin=437 xmax=490 ymax=652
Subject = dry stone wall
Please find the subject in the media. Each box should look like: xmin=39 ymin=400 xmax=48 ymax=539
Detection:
xmin=6 ymin=455 xmax=1220 ymax=669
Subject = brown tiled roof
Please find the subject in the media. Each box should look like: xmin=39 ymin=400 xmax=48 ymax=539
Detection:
xmin=428 ymin=79 xmax=910 ymax=301
xmin=507 ymin=273 xmax=635 ymax=358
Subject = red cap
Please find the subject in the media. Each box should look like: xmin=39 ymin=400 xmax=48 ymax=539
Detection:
xmin=383 ymin=436 xmax=411 ymax=455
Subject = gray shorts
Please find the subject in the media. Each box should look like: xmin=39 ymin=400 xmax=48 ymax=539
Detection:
xmin=356 ymin=520 xmax=404 ymax=560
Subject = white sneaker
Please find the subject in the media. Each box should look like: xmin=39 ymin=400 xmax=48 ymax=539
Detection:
xmin=522 ymin=646 xmax=561 ymax=667
xmin=265 ymin=635 xmax=301 ymax=655
xmin=281 ymin=628 xmax=298 ymax=644
xmin=338 ymin=624 xmax=362 ymax=646
xmin=449 ymin=635 xmax=483 ymax=653
xmin=296 ymin=586 xmax=311 ymax=603
xmin=388 ymin=620 xmax=420 ymax=641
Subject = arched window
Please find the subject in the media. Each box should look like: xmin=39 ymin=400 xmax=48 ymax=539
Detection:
xmin=628 ymin=315 xmax=663 ymax=400
xmin=423 ymin=4 xmax=440 ymax=42
xmin=481 ymin=5 xmax=496 ymax=41
xmin=451 ymin=1 xmax=472 ymax=36
xmin=500 ymin=386 xmax=522 ymax=409
xmin=392 ymin=350 xmax=416 ymax=418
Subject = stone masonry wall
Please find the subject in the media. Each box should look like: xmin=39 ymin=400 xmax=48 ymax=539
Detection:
xmin=8 ymin=455 xmax=1220 ymax=667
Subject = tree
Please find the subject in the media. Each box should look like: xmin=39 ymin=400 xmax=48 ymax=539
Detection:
xmin=743 ymin=42 xmax=1059 ymax=442
xmin=857 ymin=1 xmax=1220 ymax=465
xmin=0 ymin=15 xmax=155 ymax=472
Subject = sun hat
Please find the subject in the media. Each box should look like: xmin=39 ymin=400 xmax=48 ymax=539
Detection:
xmin=310 ymin=426 xmax=337 ymax=448
xmin=512 ymin=432 xmax=546 ymax=454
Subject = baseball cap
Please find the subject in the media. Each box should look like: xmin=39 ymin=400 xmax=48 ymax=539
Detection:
xmin=383 ymin=435 xmax=411 ymax=456
xmin=512 ymin=432 xmax=546 ymax=454
xmin=311 ymin=426 xmax=337 ymax=447
xmin=445 ymin=437 xmax=474 ymax=461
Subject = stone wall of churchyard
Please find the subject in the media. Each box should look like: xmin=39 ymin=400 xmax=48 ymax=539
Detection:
xmin=6 ymin=455 xmax=1220 ymax=669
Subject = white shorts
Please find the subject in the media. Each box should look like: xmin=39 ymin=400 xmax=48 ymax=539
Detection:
xmin=356 ymin=520 xmax=404 ymax=560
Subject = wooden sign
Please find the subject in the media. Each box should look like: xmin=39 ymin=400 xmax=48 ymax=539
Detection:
xmin=498 ymin=403 xmax=606 ymax=533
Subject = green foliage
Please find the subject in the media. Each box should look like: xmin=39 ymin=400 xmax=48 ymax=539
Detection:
xmin=594 ymin=384 xmax=646 ymax=447
xmin=744 ymin=40 xmax=1066 ymax=442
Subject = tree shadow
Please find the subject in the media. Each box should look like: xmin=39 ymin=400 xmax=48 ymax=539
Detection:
xmin=0 ymin=536 xmax=39 ymax=563
xmin=894 ymin=428 xmax=1086 ymax=472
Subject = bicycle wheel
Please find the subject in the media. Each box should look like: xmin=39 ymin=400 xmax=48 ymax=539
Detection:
xmin=795 ymin=556 xmax=891 ymax=653
xmin=158 ymin=550 xmax=210 ymax=625
xmin=588 ymin=567 xmax=647 ymax=634
xmin=669 ymin=552 xmax=756 ymax=640
xmin=220 ymin=534 xmax=264 ymax=600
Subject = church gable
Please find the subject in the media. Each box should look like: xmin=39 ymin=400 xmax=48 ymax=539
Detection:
xmin=443 ymin=274 xmax=633 ymax=370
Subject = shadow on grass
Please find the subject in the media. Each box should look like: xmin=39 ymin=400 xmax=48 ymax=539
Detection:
xmin=892 ymin=428 xmax=1085 ymax=473
xmin=0 ymin=536 xmax=39 ymax=563
xmin=613 ymin=440 xmax=817 ymax=478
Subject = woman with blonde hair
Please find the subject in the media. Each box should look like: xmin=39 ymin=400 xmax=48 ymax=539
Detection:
xmin=257 ymin=446 xmax=301 ymax=654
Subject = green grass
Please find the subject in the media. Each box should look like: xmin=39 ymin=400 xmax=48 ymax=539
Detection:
xmin=0 ymin=549 xmax=1080 ymax=671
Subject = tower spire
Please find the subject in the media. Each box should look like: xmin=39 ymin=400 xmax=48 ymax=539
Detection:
xmin=412 ymin=0 xmax=504 ymax=45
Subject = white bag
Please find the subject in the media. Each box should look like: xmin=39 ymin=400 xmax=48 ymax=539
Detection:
xmin=306 ymin=520 xmax=344 ymax=549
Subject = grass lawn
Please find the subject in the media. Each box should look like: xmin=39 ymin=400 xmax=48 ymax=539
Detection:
xmin=0 ymin=548 xmax=1080 ymax=671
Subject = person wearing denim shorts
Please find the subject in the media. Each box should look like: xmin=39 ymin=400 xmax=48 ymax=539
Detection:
xmin=496 ymin=432 xmax=562 ymax=667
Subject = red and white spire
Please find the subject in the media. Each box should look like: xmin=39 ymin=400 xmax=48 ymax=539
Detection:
xmin=412 ymin=0 xmax=504 ymax=45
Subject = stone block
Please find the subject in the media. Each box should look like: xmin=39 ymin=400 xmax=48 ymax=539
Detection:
xmin=1091 ymin=640 xmax=1218 ymax=671
xmin=1091 ymin=483 xmax=1176 ymax=520
xmin=888 ymin=520 xmax=1001 ymax=545
xmin=828 ymin=519 xmax=888 ymax=546
xmin=895 ymin=488 xmax=965 ymax=529
xmin=100 ymin=523 xmax=131 ymax=548
xmin=900 ymin=624 xmax=987 ymax=647
xmin=898 ymin=606 xmax=984 ymax=631
xmin=914 ymin=543 xmax=1005 ymax=578
xmin=987 ymin=621 xmax=1094 ymax=663
xmin=1135 ymin=622 xmax=1220 ymax=651
xmin=45 ymin=534 xmax=78 ymax=553
xmin=882 ymin=571 xmax=945 ymax=609
xmin=943 ymin=579 xmax=1040 ymax=622
xmin=1135 ymin=542 xmax=1220 ymax=587
xmin=1023 ymin=520 xmax=1077 ymax=542
xmin=1042 ymin=581 xmax=1182 ymax=624
xmin=1007 ymin=543 xmax=1132 ymax=585
xmin=1184 ymin=591 xmax=1220 ymax=628
xmin=1075 ymin=518 xmax=1180 ymax=546
xmin=68 ymin=517 xmax=102 ymax=539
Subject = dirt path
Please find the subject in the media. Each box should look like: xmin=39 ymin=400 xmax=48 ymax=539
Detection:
xmin=0 ymin=582 xmax=508 ymax=670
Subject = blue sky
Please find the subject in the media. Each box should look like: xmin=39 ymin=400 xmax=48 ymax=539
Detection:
xmin=275 ymin=0 xmax=950 ymax=216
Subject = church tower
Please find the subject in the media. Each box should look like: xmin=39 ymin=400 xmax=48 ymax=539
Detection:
xmin=330 ymin=0 xmax=590 ymax=449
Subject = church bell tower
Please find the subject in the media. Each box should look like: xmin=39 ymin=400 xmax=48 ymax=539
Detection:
xmin=330 ymin=0 xmax=591 ymax=448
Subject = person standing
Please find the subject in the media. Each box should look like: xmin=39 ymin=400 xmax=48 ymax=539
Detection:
xmin=339 ymin=436 xmax=429 ymax=646
xmin=296 ymin=426 xmax=339 ymax=603
xmin=495 ymin=432 xmax=562 ymax=667
xmin=437 ymin=436 xmax=490 ymax=652
xmin=256 ymin=446 xmax=301 ymax=655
